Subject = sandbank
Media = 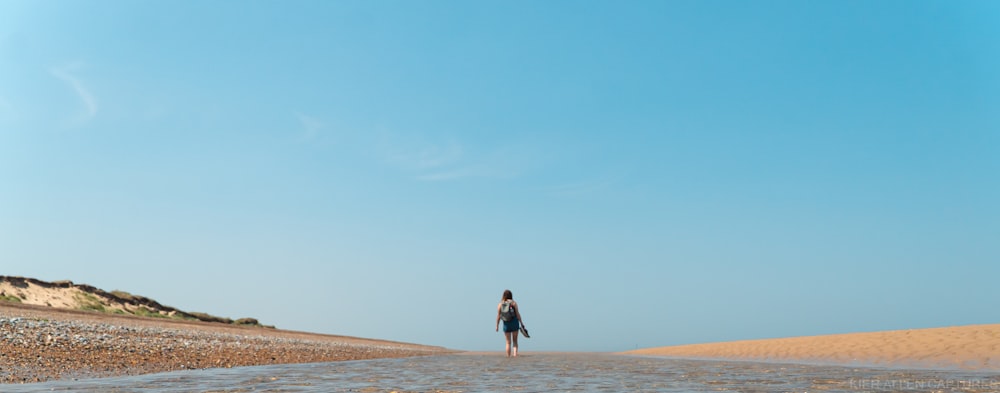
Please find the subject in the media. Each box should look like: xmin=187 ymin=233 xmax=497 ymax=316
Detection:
xmin=623 ymin=324 xmax=1000 ymax=370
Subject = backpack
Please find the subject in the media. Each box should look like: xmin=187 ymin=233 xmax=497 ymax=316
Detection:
xmin=500 ymin=300 xmax=516 ymax=322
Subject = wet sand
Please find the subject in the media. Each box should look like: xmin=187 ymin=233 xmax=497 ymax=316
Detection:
xmin=624 ymin=324 xmax=1000 ymax=370
xmin=0 ymin=302 xmax=451 ymax=383
xmin=12 ymin=353 xmax=1000 ymax=393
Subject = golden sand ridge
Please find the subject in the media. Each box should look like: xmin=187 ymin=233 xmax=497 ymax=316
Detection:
xmin=624 ymin=324 xmax=1000 ymax=370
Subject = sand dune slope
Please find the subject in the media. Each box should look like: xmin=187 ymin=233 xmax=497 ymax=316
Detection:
xmin=624 ymin=324 xmax=1000 ymax=370
xmin=0 ymin=275 xmax=262 ymax=326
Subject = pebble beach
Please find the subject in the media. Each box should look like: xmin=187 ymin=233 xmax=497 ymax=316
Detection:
xmin=0 ymin=303 xmax=449 ymax=383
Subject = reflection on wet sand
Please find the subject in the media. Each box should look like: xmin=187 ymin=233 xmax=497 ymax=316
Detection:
xmin=8 ymin=353 xmax=1000 ymax=393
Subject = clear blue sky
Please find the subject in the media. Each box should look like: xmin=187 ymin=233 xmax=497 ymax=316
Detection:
xmin=1 ymin=1 xmax=997 ymax=352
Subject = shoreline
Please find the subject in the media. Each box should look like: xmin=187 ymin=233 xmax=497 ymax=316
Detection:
xmin=622 ymin=323 xmax=1000 ymax=371
xmin=0 ymin=302 xmax=453 ymax=383
xmin=7 ymin=299 xmax=997 ymax=384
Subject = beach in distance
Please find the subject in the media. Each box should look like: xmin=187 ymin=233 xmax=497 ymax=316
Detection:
xmin=625 ymin=323 xmax=1000 ymax=371
xmin=3 ymin=275 xmax=998 ymax=384
xmin=6 ymin=292 xmax=1000 ymax=385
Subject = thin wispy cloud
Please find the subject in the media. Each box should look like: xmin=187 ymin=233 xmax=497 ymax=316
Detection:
xmin=546 ymin=172 xmax=623 ymax=196
xmin=295 ymin=112 xmax=323 ymax=140
xmin=411 ymin=142 xmax=463 ymax=170
xmin=415 ymin=164 xmax=520 ymax=182
xmin=49 ymin=63 xmax=98 ymax=122
xmin=414 ymin=169 xmax=476 ymax=182
xmin=379 ymin=136 xmax=463 ymax=171
xmin=375 ymin=132 xmax=532 ymax=182
xmin=414 ymin=145 xmax=527 ymax=182
xmin=0 ymin=95 xmax=12 ymax=121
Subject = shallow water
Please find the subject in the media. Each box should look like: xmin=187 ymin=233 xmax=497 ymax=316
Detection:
xmin=6 ymin=353 xmax=999 ymax=392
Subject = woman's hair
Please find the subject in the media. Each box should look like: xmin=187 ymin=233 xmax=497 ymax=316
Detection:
xmin=502 ymin=289 xmax=513 ymax=301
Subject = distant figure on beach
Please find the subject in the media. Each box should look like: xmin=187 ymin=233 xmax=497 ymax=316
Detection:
xmin=495 ymin=289 xmax=525 ymax=357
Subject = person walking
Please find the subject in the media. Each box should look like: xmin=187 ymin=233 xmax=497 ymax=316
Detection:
xmin=495 ymin=289 xmax=525 ymax=357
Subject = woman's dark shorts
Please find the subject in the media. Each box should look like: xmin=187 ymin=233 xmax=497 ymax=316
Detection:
xmin=503 ymin=318 xmax=520 ymax=333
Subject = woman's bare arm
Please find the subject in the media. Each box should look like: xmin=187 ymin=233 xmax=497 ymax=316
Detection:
xmin=495 ymin=303 xmax=502 ymax=331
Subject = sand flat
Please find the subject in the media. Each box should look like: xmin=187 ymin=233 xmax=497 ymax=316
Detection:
xmin=623 ymin=324 xmax=1000 ymax=370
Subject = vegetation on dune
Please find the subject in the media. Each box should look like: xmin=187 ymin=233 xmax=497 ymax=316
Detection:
xmin=133 ymin=306 xmax=169 ymax=319
xmin=74 ymin=292 xmax=106 ymax=312
xmin=83 ymin=295 xmax=270 ymax=327
xmin=110 ymin=290 xmax=137 ymax=302
xmin=188 ymin=312 xmax=234 ymax=325
xmin=1 ymin=276 xmax=272 ymax=328
xmin=0 ymin=294 xmax=22 ymax=303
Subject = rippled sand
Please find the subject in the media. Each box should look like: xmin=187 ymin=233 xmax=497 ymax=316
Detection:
xmin=8 ymin=353 xmax=1000 ymax=393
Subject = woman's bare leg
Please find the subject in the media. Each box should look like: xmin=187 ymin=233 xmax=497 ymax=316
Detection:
xmin=504 ymin=331 xmax=513 ymax=357
xmin=511 ymin=330 xmax=519 ymax=357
